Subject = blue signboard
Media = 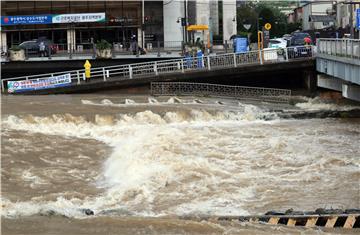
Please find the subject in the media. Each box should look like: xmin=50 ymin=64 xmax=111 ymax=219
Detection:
xmin=234 ymin=37 xmax=248 ymax=53
xmin=1 ymin=15 xmax=52 ymax=25
xmin=7 ymin=74 xmax=72 ymax=93
xmin=356 ymin=8 xmax=360 ymax=30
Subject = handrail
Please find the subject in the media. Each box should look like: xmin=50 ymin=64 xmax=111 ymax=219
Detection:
xmin=1 ymin=46 xmax=315 ymax=93
xmin=317 ymin=38 xmax=360 ymax=60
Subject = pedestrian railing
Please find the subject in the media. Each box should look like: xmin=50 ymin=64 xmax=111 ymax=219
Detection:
xmin=151 ymin=82 xmax=292 ymax=103
xmin=1 ymin=46 xmax=315 ymax=93
xmin=317 ymin=38 xmax=360 ymax=60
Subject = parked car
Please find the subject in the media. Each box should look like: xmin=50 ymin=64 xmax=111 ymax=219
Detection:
xmin=268 ymin=38 xmax=287 ymax=49
xmin=287 ymin=32 xmax=313 ymax=58
xmin=289 ymin=32 xmax=312 ymax=46
xmin=19 ymin=39 xmax=58 ymax=56
xmin=287 ymin=46 xmax=312 ymax=59
xmin=268 ymin=38 xmax=287 ymax=55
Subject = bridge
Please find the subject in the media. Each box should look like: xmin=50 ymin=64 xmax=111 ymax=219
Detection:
xmin=1 ymin=45 xmax=316 ymax=96
xmin=317 ymin=38 xmax=360 ymax=102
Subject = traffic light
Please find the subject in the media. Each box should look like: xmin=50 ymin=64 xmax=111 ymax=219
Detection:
xmin=181 ymin=17 xmax=186 ymax=26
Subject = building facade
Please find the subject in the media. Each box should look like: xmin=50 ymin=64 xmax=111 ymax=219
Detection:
xmin=0 ymin=0 xmax=236 ymax=52
xmin=336 ymin=0 xmax=360 ymax=37
xmin=302 ymin=1 xmax=335 ymax=30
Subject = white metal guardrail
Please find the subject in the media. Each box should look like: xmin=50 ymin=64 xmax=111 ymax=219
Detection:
xmin=317 ymin=38 xmax=360 ymax=60
xmin=1 ymin=46 xmax=315 ymax=93
xmin=151 ymin=82 xmax=292 ymax=103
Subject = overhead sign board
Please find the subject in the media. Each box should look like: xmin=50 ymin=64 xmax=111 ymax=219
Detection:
xmin=1 ymin=13 xmax=105 ymax=26
xmin=1 ymin=15 xmax=52 ymax=25
xmin=52 ymin=13 xmax=105 ymax=24
xmin=356 ymin=8 xmax=360 ymax=29
xmin=7 ymin=74 xmax=72 ymax=93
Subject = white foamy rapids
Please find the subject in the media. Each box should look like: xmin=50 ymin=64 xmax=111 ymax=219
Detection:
xmin=80 ymin=97 xmax=215 ymax=107
xmin=295 ymin=97 xmax=360 ymax=111
xmin=1 ymin=107 xmax=280 ymax=218
xmin=3 ymin=107 xmax=359 ymax=219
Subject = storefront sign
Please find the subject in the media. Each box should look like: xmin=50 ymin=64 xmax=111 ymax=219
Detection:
xmin=109 ymin=16 xmax=136 ymax=24
xmin=52 ymin=13 xmax=105 ymax=23
xmin=1 ymin=15 xmax=52 ymax=25
xmin=7 ymin=74 xmax=72 ymax=93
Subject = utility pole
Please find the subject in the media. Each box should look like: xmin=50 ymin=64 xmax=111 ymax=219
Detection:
xmin=349 ymin=2 xmax=354 ymax=38
xmin=142 ymin=0 xmax=145 ymax=49
xmin=184 ymin=0 xmax=188 ymax=43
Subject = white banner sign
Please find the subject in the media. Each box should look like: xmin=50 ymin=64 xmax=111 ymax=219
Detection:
xmin=52 ymin=13 xmax=105 ymax=23
xmin=7 ymin=73 xmax=72 ymax=93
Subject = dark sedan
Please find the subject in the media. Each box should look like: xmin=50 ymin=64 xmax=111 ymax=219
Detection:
xmin=19 ymin=39 xmax=58 ymax=56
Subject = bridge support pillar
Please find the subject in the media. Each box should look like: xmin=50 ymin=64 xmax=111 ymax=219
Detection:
xmin=343 ymin=84 xmax=360 ymax=102
xmin=303 ymin=70 xmax=317 ymax=93
xmin=317 ymin=74 xmax=342 ymax=91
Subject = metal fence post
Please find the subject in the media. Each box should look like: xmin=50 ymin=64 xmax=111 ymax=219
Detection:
xmin=233 ymin=53 xmax=237 ymax=67
xmin=225 ymin=40 xmax=228 ymax=53
xmin=25 ymin=48 xmax=29 ymax=60
xmin=48 ymin=47 xmax=51 ymax=59
xmin=351 ymin=40 xmax=354 ymax=59
xmin=77 ymin=70 xmax=80 ymax=84
xmin=102 ymin=67 xmax=107 ymax=81
xmin=157 ymin=41 xmax=160 ymax=57
xmin=207 ymin=56 xmax=211 ymax=70
xmin=69 ymin=43 xmax=72 ymax=59
xmin=259 ymin=50 xmax=263 ymax=65
xmin=129 ymin=65 xmax=133 ymax=79
xmin=93 ymin=43 xmax=96 ymax=59
xmin=154 ymin=62 xmax=158 ymax=75
xmin=181 ymin=59 xmax=184 ymax=73
xmin=136 ymin=43 xmax=139 ymax=57
xmin=285 ymin=47 xmax=289 ymax=61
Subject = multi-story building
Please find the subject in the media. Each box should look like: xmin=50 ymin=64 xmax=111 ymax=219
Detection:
xmin=301 ymin=1 xmax=335 ymax=30
xmin=336 ymin=0 xmax=360 ymax=37
xmin=0 ymin=0 xmax=237 ymax=53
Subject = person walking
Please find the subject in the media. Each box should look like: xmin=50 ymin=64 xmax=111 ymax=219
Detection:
xmin=39 ymin=41 xmax=46 ymax=57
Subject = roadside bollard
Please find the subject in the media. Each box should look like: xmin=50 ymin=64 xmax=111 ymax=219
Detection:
xmin=84 ymin=60 xmax=91 ymax=82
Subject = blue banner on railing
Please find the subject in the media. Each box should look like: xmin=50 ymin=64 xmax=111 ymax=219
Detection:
xmin=356 ymin=9 xmax=360 ymax=29
xmin=7 ymin=74 xmax=72 ymax=93
xmin=1 ymin=15 xmax=52 ymax=25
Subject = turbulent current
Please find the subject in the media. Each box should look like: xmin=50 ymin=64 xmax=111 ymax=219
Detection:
xmin=1 ymin=94 xmax=360 ymax=234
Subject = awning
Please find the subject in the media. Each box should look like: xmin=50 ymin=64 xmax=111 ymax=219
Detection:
xmin=309 ymin=15 xmax=335 ymax=22
xmin=186 ymin=25 xmax=209 ymax=31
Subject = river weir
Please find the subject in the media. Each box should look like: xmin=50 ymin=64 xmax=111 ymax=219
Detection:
xmin=1 ymin=94 xmax=360 ymax=234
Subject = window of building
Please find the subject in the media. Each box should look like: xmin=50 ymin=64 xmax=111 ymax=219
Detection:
xmin=89 ymin=1 xmax=105 ymax=13
xmin=17 ymin=1 xmax=35 ymax=15
xmin=70 ymin=1 xmax=88 ymax=14
xmin=51 ymin=1 xmax=70 ymax=14
xmin=34 ymin=1 xmax=51 ymax=14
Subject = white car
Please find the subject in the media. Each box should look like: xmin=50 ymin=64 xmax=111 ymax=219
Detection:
xmin=268 ymin=38 xmax=288 ymax=56
xmin=268 ymin=38 xmax=287 ymax=49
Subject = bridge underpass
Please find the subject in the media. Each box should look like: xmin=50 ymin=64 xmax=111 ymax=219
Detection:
xmin=1 ymin=47 xmax=316 ymax=96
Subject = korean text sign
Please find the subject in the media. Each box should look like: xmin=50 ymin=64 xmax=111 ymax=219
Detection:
xmin=7 ymin=74 xmax=72 ymax=93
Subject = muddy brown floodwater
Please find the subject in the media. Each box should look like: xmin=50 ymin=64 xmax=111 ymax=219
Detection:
xmin=1 ymin=94 xmax=360 ymax=234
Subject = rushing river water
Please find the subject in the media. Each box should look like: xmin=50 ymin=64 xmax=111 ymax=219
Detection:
xmin=1 ymin=94 xmax=360 ymax=234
